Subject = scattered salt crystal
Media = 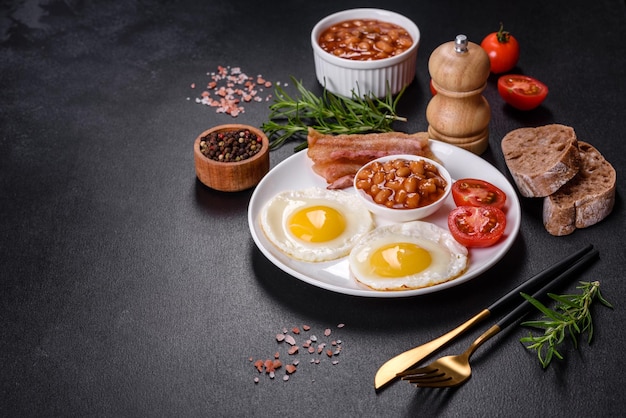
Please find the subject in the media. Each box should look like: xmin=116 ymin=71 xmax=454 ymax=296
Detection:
xmin=191 ymin=66 xmax=276 ymax=117
xmin=337 ymin=323 xmax=345 ymax=328
xmin=251 ymin=323 xmax=348 ymax=382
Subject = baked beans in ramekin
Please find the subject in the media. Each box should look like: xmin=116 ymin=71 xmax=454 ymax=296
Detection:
xmin=311 ymin=9 xmax=420 ymax=98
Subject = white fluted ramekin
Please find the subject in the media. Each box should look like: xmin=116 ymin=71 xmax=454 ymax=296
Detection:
xmin=311 ymin=8 xmax=420 ymax=98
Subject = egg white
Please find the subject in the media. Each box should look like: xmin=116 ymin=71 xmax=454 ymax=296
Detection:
xmin=349 ymin=221 xmax=468 ymax=291
xmin=259 ymin=187 xmax=375 ymax=262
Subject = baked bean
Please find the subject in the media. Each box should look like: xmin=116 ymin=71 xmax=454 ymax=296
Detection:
xmin=395 ymin=166 xmax=411 ymax=177
xmin=375 ymin=40 xmax=394 ymax=54
xmin=355 ymin=158 xmax=448 ymax=210
xmin=355 ymin=178 xmax=371 ymax=190
xmin=318 ymin=19 xmax=413 ymax=61
xmin=404 ymin=176 xmax=418 ymax=193
xmin=395 ymin=189 xmax=408 ymax=205
xmin=410 ymin=159 xmax=425 ymax=175
xmin=356 ymin=169 xmax=370 ymax=180
xmin=396 ymin=36 xmax=413 ymax=48
xmin=357 ymin=41 xmax=371 ymax=51
xmin=406 ymin=193 xmax=421 ymax=209
xmin=372 ymin=171 xmax=385 ymax=184
xmin=374 ymin=188 xmax=393 ymax=205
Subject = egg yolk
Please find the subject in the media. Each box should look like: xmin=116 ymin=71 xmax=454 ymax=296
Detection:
xmin=369 ymin=242 xmax=432 ymax=278
xmin=288 ymin=205 xmax=346 ymax=243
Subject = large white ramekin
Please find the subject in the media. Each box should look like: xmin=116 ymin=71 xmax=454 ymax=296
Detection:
xmin=311 ymin=8 xmax=420 ymax=98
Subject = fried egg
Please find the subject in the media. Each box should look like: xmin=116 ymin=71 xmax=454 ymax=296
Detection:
xmin=349 ymin=221 xmax=468 ymax=290
xmin=260 ymin=187 xmax=375 ymax=262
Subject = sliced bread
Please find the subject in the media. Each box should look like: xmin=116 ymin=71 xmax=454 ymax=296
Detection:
xmin=501 ymin=124 xmax=580 ymax=197
xmin=543 ymin=141 xmax=616 ymax=236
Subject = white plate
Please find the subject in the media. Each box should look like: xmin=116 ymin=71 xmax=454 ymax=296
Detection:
xmin=248 ymin=140 xmax=521 ymax=298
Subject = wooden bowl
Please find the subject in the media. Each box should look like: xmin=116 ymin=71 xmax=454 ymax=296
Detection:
xmin=194 ymin=124 xmax=270 ymax=192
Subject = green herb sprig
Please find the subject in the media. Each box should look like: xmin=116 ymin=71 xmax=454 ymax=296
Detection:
xmin=520 ymin=281 xmax=613 ymax=368
xmin=262 ymin=77 xmax=407 ymax=151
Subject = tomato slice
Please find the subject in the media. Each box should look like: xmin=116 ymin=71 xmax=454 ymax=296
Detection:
xmin=497 ymin=75 xmax=548 ymax=111
xmin=448 ymin=206 xmax=506 ymax=248
xmin=451 ymin=178 xmax=507 ymax=209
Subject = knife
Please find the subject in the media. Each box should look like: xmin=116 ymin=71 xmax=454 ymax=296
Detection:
xmin=374 ymin=244 xmax=597 ymax=391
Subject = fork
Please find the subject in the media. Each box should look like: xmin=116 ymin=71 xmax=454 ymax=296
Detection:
xmin=398 ymin=247 xmax=600 ymax=388
xmin=374 ymin=244 xmax=597 ymax=390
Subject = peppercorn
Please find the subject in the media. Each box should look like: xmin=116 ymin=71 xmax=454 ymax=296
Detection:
xmin=199 ymin=129 xmax=262 ymax=162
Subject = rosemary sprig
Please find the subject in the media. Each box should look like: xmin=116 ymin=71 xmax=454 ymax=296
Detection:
xmin=520 ymin=281 xmax=613 ymax=368
xmin=262 ymin=77 xmax=407 ymax=151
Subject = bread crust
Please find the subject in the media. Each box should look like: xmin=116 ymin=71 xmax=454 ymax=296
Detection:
xmin=501 ymin=124 xmax=580 ymax=197
xmin=543 ymin=141 xmax=616 ymax=236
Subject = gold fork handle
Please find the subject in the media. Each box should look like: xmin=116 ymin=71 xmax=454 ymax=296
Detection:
xmin=463 ymin=324 xmax=502 ymax=360
xmin=375 ymin=308 xmax=491 ymax=389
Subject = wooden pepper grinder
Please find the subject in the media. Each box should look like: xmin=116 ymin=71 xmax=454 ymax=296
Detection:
xmin=426 ymin=34 xmax=491 ymax=154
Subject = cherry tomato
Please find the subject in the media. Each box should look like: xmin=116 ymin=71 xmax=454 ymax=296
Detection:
xmin=480 ymin=23 xmax=520 ymax=74
xmin=452 ymin=178 xmax=507 ymax=209
xmin=497 ymin=74 xmax=549 ymax=110
xmin=429 ymin=78 xmax=437 ymax=95
xmin=448 ymin=206 xmax=506 ymax=248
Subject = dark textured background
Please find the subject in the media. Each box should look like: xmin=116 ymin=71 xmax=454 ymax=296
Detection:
xmin=1 ymin=0 xmax=625 ymax=416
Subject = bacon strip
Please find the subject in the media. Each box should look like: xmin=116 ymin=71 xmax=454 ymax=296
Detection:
xmin=306 ymin=128 xmax=438 ymax=189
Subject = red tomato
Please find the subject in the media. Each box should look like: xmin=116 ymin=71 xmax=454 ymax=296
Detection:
xmin=497 ymin=74 xmax=548 ymax=110
xmin=480 ymin=23 xmax=520 ymax=74
xmin=448 ymin=206 xmax=506 ymax=248
xmin=452 ymin=178 xmax=507 ymax=209
xmin=429 ymin=78 xmax=437 ymax=95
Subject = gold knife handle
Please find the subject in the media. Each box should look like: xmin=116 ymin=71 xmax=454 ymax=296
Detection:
xmin=374 ymin=308 xmax=491 ymax=390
